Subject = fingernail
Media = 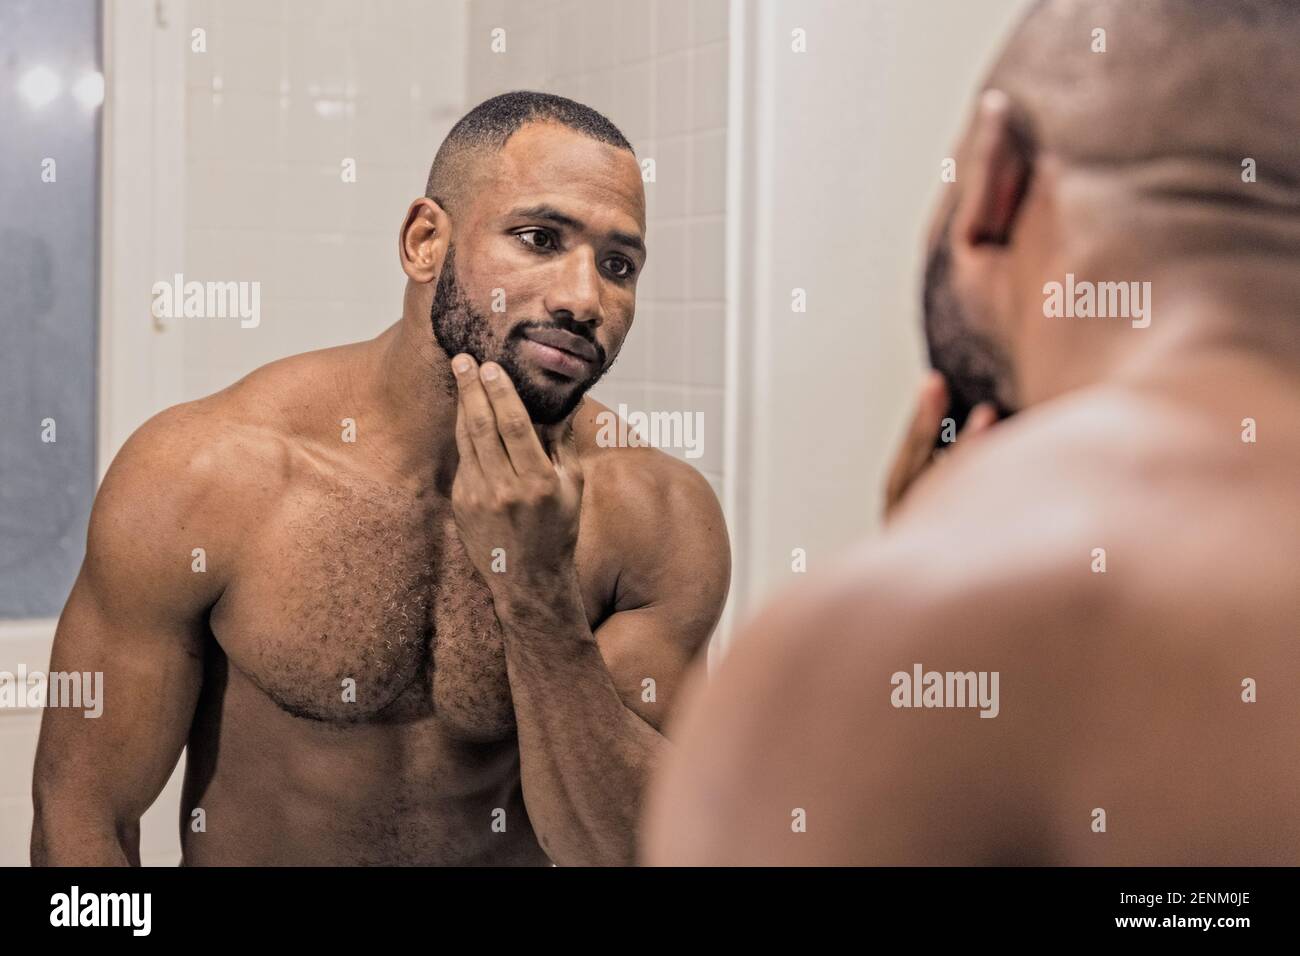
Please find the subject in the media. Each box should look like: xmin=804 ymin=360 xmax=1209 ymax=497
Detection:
xmin=453 ymin=355 xmax=471 ymax=374
xmin=480 ymin=363 xmax=499 ymax=381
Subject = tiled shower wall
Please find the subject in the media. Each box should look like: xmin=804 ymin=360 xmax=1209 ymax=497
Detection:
xmin=182 ymin=0 xmax=468 ymax=399
xmin=466 ymin=0 xmax=729 ymax=499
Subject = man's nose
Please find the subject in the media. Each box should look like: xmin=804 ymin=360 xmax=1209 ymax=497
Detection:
xmin=545 ymin=249 xmax=604 ymax=327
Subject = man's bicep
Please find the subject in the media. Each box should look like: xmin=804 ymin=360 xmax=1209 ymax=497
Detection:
xmin=593 ymin=605 xmax=703 ymax=731
xmin=34 ymin=428 xmax=218 ymax=830
xmin=38 ymin=569 xmax=206 ymax=814
xmin=594 ymin=467 xmax=730 ymax=731
xmin=594 ymin=498 xmax=728 ymax=726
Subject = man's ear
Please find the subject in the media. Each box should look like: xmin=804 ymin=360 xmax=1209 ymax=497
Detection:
xmin=399 ymin=197 xmax=452 ymax=283
xmin=951 ymin=90 xmax=1034 ymax=249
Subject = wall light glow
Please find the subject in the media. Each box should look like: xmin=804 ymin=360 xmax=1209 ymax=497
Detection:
xmin=19 ymin=65 xmax=62 ymax=110
xmin=73 ymin=71 xmax=104 ymax=110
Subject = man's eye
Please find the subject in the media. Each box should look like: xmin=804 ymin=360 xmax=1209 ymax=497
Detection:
xmin=515 ymin=229 xmax=556 ymax=251
xmin=604 ymin=257 xmax=635 ymax=279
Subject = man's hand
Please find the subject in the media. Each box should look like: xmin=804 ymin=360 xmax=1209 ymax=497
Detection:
xmin=450 ymin=352 xmax=584 ymax=594
xmin=447 ymin=353 xmax=728 ymax=866
xmin=883 ymin=371 xmax=997 ymax=521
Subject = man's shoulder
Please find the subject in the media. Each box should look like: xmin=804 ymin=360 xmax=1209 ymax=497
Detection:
xmin=120 ymin=395 xmax=288 ymax=489
xmin=809 ymin=395 xmax=1182 ymax=657
xmin=901 ymin=383 xmax=1231 ymax=516
xmin=572 ymin=397 xmax=730 ymax=610
xmin=878 ymin=384 xmax=1248 ymax=623
xmin=97 ymin=344 xmax=360 ymax=543
xmin=574 ymin=396 xmax=723 ymax=524
xmin=733 ymin=392 xmax=1171 ymax=705
xmin=727 ymin=388 xmax=1224 ymax=771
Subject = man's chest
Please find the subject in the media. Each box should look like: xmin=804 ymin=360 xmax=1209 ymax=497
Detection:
xmin=207 ymin=476 xmax=612 ymax=740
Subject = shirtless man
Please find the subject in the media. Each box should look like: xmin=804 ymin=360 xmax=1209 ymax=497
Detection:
xmin=644 ymin=0 xmax=1300 ymax=865
xmin=31 ymin=92 xmax=729 ymax=866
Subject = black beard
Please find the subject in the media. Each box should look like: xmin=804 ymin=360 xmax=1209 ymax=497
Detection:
xmin=921 ymin=229 xmax=1017 ymax=427
xmin=430 ymin=245 xmax=608 ymax=425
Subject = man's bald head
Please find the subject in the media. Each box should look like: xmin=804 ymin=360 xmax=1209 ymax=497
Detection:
xmin=989 ymin=0 xmax=1300 ymax=185
xmin=425 ymin=91 xmax=634 ymax=216
xmin=922 ymin=0 xmax=1300 ymax=418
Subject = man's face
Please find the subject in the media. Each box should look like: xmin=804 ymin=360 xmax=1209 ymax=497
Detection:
xmin=921 ymin=210 xmax=1018 ymax=424
xmin=431 ymin=123 xmax=647 ymax=425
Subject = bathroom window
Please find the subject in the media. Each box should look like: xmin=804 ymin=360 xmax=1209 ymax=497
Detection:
xmin=0 ymin=0 xmax=101 ymax=618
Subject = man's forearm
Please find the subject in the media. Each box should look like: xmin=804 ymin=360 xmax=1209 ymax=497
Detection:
xmin=31 ymin=803 xmax=137 ymax=866
xmin=496 ymin=572 xmax=666 ymax=866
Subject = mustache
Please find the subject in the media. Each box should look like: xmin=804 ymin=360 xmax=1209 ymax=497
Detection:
xmin=509 ymin=319 xmax=607 ymax=368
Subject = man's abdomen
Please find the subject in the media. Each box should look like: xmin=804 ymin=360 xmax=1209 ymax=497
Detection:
xmin=178 ymin=667 xmax=548 ymax=866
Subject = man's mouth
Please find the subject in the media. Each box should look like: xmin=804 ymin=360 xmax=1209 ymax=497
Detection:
xmin=519 ymin=327 xmax=599 ymax=379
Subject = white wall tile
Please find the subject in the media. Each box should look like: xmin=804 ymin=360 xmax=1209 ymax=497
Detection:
xmin=649 ymin=303 xmax=688 ymax=382
xmin=686 ymin=303 xmax=724 ymax=387
xmin=655 ymin=0 xmax=693 ymax=55
xmin=583 ymin=68 xmax=620 ymax=123
xmin=691 ymin=0 xmax=728 ymax=45
xmin=687 ymin=385 xmax=723 ymax=473
xmin=652 ymin=52 xmax=692 ymax=138
xmin=691 ymin=42 xmax=726 ymax=130
xmin=356 ymin=26 xmax=414 ymax=97
xmin=688 ymin=216 xmax=724 ymax=301
xmin=614 ymin=306 xmax=652 ymax=380
xmin=229 ymin=0 xmax=289 ymax=22
xmin=187 ymin=161 xmax=277 ymax=231
xmin=647 ymin=135 xmax=689 ymax=221
xmin=285 ymin=24 xmax=353 ymax=97
xmin=275 ymin=161 xmax=361 ymax=235
xmin=213 ymin=18 xmax=286 ymax=93
xmin=281 ymin=93 xmax=349 ymax=163
xmin=689 ymin=128 xmax=725 ymax=214
xmin=612 ymin=61 xmax=654 ymax=144
xmin=616 ymin=0 xmax=656 ymax=63
xmin=642 ymin=219 xmax=688 ymax=301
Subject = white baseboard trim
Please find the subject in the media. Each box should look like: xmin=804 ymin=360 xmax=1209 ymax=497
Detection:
xmin=0 ymin=620 xmax=57 ymax=716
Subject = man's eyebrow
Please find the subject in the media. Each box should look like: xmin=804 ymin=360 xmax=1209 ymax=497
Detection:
xmin=509 ymin=204 xmax=645 ymax=255
xmin=610 ymin=230 xmax=645 ymax=255
xmin=511 ymin=204 xmax=582 ymax=230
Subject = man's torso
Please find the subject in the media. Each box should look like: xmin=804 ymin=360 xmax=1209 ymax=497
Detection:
xmin=176 ymin=344 xmax=622 ymax=865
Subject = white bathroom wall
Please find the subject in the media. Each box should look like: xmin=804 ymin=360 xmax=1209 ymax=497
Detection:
xmin=465 ymin=0 xmax=730 ymax=508
xmin=0 ymin=624 xmax=59 ymax=865
xmin=723 ymin=0 xmax=1028 ymax=637
xmin=181 ymin=0 xmax=469 ymax=400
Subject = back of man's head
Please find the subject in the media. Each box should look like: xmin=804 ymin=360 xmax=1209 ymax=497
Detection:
xmin=923 ymin=0 xmax=1300 ymax=417
xmin=990 ymin=0 xmax=1300 ymax=254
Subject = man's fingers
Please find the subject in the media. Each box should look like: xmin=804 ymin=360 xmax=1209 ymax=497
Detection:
xmin=909 ymin=371 xmax=949 ymax=459
xmin=478 ymin=362 xmax=552 ymax=476
xmin=960 ymin=402 xmax=999 ymax=441
xmin=453 ymin=394 xmax=484 ymax=485
xmin=885 ymin=372 xmax=948 ymax=510
xmin=452 ymin=353 xmax=513 ymax=477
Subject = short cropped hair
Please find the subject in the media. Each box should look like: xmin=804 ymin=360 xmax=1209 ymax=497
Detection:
xmin=425 ymin=91 xmax=633 ymax=210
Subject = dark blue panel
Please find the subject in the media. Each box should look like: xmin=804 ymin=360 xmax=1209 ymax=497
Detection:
xmin=0 ymin=0 xmax=101 ymax=617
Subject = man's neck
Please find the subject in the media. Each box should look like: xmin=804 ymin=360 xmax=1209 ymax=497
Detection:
xmin=1017 ymin=261 xmax=1300 ymax=410
xmin=359 ymin=316 xmax=461 ymax=494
